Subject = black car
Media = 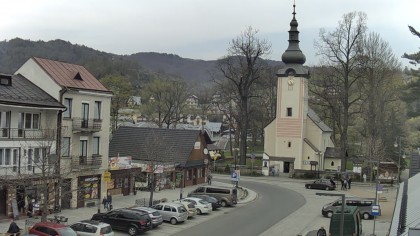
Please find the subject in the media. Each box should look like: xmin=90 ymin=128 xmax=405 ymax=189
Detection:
xmin=192 ymin=194 xmax=222 ymax=210
xmin=91 ymin=209 xmax=152 ymax=235
xmin=305 ymin=179 xmax=336 ymax=190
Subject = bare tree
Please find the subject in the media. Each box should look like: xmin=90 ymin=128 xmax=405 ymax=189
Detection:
xmin=313 ymin=12 xmax=367 ymax=170
xmin=215 ymin=26 xmax=271 ymax=164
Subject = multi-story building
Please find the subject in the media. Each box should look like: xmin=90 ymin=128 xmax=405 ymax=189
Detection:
xmin=0 ymin=73 xmax=65 ymax=218
xmin=15 ymin=57 xmax=112 ymax=209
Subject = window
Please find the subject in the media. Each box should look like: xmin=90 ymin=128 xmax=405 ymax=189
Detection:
xmin=164 ymin=206 xmax=171 ymax=212
xmin=62 ymin=137 xmax=70 ymax=157
xmin=63 ymin=98 xmax=72 ymax=118
xmin=28 ymin=149 xmax=33 ymax=170
xmin=94 ymin=101 xmax=101 ymax=120
xmin=331 ymin=161 xmax=335 ymax=166
xmin=34 ymin=148 xmax=40 ymax=163
xmin=0 ymin=111 xmax=11 ymax=137
xmin=287 ymin=107 xmax=293 ymax=117
xmin=93 ymin=137 xmax=100 ymax=155
xmin=24 ymin=113 xmax=40 ymax=129
xmin=288 ymin=142 xmax=291 ymax=148
xmin=0 ymin=148 xmax=18 ymax=166
xmin=80 ymin=140 xmax=88 ymax=157
xmin=82 ymin=103 xmax=89 ymax=128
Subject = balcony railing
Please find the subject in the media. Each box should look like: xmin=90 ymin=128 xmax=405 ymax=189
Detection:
xmin=71 ymin=155 xmax=102 ymax=171
xmin=0 ymin=165 xmax=57 ymax=179
xmin=0 ymin=128 xmax=56 ymax=140
xmin=72 ymin=118 xmax=102 ymax=132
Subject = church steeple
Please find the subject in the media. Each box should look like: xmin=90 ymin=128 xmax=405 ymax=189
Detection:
xmin=281 ymin=3 xmax=306 ymax=65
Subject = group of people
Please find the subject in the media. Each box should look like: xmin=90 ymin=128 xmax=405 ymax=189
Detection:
xmin=329 ymin=175 xmax=352 ymax=190
xmin=102 ymin=192 xmax=113 ymax=211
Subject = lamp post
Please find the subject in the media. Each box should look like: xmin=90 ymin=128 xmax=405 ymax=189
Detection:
xmin=394 ymin=137 xmax=402 ymax=184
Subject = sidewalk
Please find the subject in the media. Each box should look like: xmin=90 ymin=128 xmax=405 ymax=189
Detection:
xmin=0 ymin=181 xmax=253 ymax=234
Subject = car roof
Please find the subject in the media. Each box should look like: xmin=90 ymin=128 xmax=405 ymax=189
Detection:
xmin=130 ymin=207 xmax=157 ymax=213
xmin=78 ymin=220 xmax=110 ymax=227
xmin=156 ymin=202 xmax=184 ymax=207
xmin=34 ymin=222 xmax=68 ymax=229
xmin=184 ymin=197 xmax=203 ymax=201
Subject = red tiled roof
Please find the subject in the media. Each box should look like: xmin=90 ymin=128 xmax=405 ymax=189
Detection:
xmin=33 ymin=57 xmax=111 ymax=92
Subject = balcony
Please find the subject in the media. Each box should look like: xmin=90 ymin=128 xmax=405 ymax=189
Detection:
xmin=71 ymin=155 xmax=102 ymax=171
xmin=0 ymin=128 xmax=56 ymax=140
xmin=0 ymin=165 xmax=57 ymax=180
xmin=72 ymin=118 xmax=102 ymax=133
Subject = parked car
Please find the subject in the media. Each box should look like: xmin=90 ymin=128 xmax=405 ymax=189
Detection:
xmin=305 ymin=179 xmax=336 ymax=190
xmin=188 ymin=186 xmax=237 ymax=207
xmin=151 ymin=202 xmax=188 ymax=225
xmin=91 ymin=208 xmax=152 ymax=235
xmin=192 ymin=195 xmax=222 ymax=210
xmin=70 ymin=220 xmax=114 ymax=236
xmin=173 ymin=200 xmax=197 ymax=218
xmin=129 ymin=206 xmax=163 ymax=228
xmin=29 ymin=222 xmax=77 ymax=236
xmin=322 ymin=197 xmax=377 ymax=219
xmin=181 ymin=197 xmax=212 ymax=215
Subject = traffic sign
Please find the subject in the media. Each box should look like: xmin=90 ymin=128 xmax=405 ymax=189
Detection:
xmin=372 ymin=204 xmax=380 ymax=216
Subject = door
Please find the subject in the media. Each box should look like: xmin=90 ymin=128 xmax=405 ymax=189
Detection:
xmin=122 ymin=177 xmax=130 ymax=196
xmin=284 ymin=162 xmax=290 ymax=173
xmin=81 ymin=103 xmax=89 ymax=128
xmin=61 ymin=179 xmax=72 ymax=209
xmin=0 ymin=186 xmax=7 ymax=215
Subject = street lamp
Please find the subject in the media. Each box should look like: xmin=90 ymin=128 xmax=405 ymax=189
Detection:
xmin=394 ymin=137 xmax=402 ymax=184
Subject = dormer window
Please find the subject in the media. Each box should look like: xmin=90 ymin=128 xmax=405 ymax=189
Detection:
xmin=0 ymin=75 xmax=12 ymax=86
xmin=73 ymin=72 xmax=83 ymax=81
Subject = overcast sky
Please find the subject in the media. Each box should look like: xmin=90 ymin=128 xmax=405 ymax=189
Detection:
xmin=1 ymin=0 xmax=419 ymax=67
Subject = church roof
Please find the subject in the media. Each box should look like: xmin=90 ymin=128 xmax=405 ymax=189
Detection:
xmin=307 ymin=108 xmax=333 ymax=132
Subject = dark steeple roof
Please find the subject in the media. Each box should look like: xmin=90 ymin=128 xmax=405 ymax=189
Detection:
xmin=281 ymin=3 xmax=306 ymax=65
xmin=278 ymin=3 xmax=309 ymax=77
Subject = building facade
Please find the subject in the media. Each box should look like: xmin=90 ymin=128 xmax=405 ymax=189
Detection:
xmin=15 ymin=57 xmax=112 ymax=209
xmin=0 ymin=73 xmax=65 ymax=218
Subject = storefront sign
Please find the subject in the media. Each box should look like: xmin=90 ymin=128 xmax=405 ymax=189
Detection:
xmin=109 ymin=156 xmax=132 ymax=170
xmin=194 ymin=141 xmax=200 ymax=149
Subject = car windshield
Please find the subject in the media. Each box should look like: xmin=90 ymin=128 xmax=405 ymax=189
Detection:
xmin=152 ymin=211 xmax=160 ymax=216
xmin=58 ymin=228 xmax=78 ymax=236
xmin=100 ymin=226 xmax=113 ymax=234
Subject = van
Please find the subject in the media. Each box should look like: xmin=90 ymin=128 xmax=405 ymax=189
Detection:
xmin=322 ymin=197 xmax=376 ymax=220
xmin=329 ymin=206 xmax=363 ymax=236
xmin=188 ymin=186 xmax=237 ymax=207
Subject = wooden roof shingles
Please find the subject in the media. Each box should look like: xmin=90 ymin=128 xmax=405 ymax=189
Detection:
xmin=33 ymin=57 xmax=111 ymax=93
xmin=0 ymin=73 xmax=64 ymax=109
xmin=109 ymin=127 xmax=204 ymax=167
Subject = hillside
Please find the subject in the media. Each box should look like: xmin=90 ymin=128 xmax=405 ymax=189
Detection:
xmin=0 ymin=38 xmax=284 ymax=87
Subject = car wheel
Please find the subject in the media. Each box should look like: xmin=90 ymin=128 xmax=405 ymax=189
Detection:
xmin=197 ymin=209 xmax=202 ymax=215
xmin=327 ymin=211 xmax=333 ymax=218
xmin=363 ymin=212 xmax=371 ymax=220
xmin=325 ymin=186 xmax=330 ymax=190
xmin=170 ymin=217 xmax=178 ymax=225
xmin=307 ymin=185 xmax=311 ymax=189
xmin=221 ymin=201 xmax=227 ymax=207
xmin=128 ymin=226 xmax=138 ymax=236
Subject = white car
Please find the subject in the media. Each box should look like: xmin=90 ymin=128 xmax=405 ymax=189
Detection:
xmin=181 ymin=197 xmax=212 ymax=215
xmin=151 ymin=202 xmax=188 ymax=225
xmin=70 ymin=220 xmax=114 ymax=236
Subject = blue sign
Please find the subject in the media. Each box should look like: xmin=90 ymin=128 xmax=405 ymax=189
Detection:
xmin=372 ymin=204 xmax=380 ymax=216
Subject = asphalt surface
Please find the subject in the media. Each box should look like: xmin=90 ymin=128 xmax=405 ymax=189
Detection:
xmin=172 ymin=178 xmax=305 ymax=236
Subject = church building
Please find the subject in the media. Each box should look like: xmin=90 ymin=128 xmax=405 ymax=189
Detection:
xmin=263 ymin=4 xmax=340 ymax=176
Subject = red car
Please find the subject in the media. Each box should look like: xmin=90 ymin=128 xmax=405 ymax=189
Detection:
xmin=29 ymin=222 xmax=77 ymax=236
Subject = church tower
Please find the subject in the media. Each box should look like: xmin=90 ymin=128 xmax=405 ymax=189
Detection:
xmin=276 ymin=3 xmax=309 ymax=170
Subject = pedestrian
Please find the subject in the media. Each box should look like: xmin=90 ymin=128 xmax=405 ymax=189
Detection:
xmin=329 ymin=178 xmax=336 ymax=188
xmin=340 ymin=179 xmax=345 ymax=190
xmin=348 ymin=177 xmax=352 ymax=190
xmin=7 ymin=219 xmax=21 ymax=236
xmin=207 ymin=174 xmax=212 ymax=185
xmin=343 ymin=179 xmax=348 ymax=190
xmin=363 ymin=173 xmax=367 ymax=183
xmin=317 ymin=226 xmax=327 ymax=236
xmin=27 ymin=200 xmax=33 ymax=218
xmin=102 ymin=196 xmax=107 ymax=210
xmin=106 ymin=192 xmax=112 ymax=211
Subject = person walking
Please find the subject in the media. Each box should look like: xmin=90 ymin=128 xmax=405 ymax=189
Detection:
xmin=207 ymin=174 xmax=212 ymax=185
xmin=363 ymin=173 xmax=367 ymax=183
xmin=7 ymin=219 xmax=21 ymax=236
xmin=106 ymin=192 xmax=112 ymax=211
xmin=102 ymin=196 xmax=107 ymax=210
xmin=340 ymin=179 xmax=345 ymax=190
xmin=348 ymin=176 xmax=352 ymax=190
xmin=317 ymin=226 xmax=327 ymax=236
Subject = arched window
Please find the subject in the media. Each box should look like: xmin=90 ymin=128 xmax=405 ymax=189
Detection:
xmin=307 ymin=156 xmax=310 ymax=160
xmin=331 ymin=161 xmax=334 ymax=166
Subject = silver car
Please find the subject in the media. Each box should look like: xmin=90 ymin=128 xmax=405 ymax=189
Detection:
xmin=130 ymin=206 xmax=163 ymax=228
xmin=151 ymin=202 xmax=188 ymax=225
xmin=70 ymin=220 xmax=114 ymax=236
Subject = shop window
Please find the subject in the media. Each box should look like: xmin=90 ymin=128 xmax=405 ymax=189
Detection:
xmin=116 ymin=178 xmax=123 ymax=188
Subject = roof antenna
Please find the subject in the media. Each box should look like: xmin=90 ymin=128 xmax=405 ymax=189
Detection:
xmin=293 ymin=0 xmax=296 ymax=16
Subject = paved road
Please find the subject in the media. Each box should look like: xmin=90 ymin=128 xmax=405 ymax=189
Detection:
xmin=171 ymin=178 xmax=305 ymax=236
